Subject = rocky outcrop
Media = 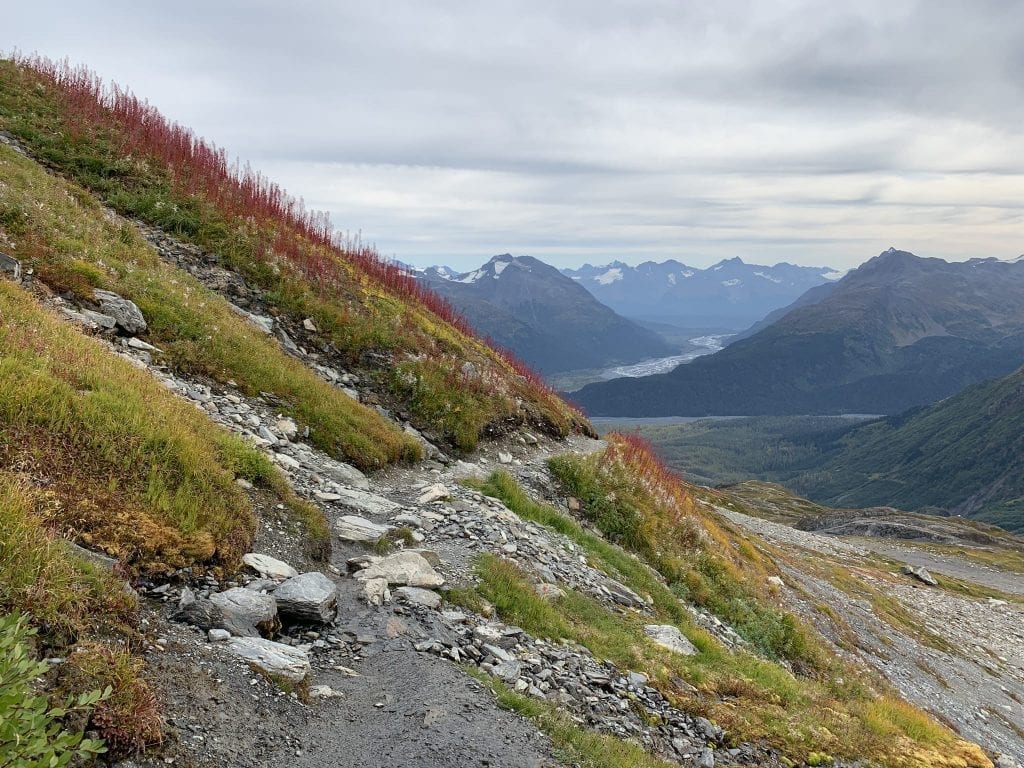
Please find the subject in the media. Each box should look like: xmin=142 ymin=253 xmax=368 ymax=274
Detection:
xmin=94 ymin=289 xmax=147 ymax=334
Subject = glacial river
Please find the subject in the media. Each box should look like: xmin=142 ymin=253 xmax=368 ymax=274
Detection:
xmin=599 ymin=334 xmax=732 ymax=379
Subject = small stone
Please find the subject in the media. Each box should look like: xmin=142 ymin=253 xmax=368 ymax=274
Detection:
xmin=523 ymin=432 xmax=538 ymax=445
xmin=492 ymin=661 xmax=522 ymax=683
xmin=243 ymin=553 xmax=299 ymax=581
xmin=362 ymin=577 xmax=390 ymax=606
xmin=335 ymin=515 xmax=392 ymax=543
xmin=274 ymin=453 xmax=300 ymax=470
xmin=309 ymin=684 xmax=343 ymax=699
xmin=417 ymin=483 xmax=450 ymax=504
xmin=208 ymin=629 xmax=231 ymax=642
xmin=302 ymin=317 xmax=318 ymax=332
xmin=766 ymin=575 xmax=784 ymax=587
xmin=275 ymin=418 xmax=298 ymax=440
xmin=498 ymin=452 xmax=513 ymax=464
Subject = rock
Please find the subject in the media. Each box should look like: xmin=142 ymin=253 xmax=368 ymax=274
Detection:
xmin=226 ymin=637 xmax=310 ymax=683
xmin=355 ymin=551 xmax=444 ymax=588
xmin=696 ymin=747 xmax=715 ymax=768
xmin=274 ymin=452 xmax=301 ymax=470
xmin=533 ymin=583 xmax=565 ymax=600
xmin=393 ymin=513 xmax=423 ymax=528
xmin=242 ymin=553 xmax=298 ymax=581
xmin=393 ymin=586 xmax=441 ymax=609
xmin=126 ymin=337 xmax=162 ymax=352
xmin=628 ymin=671 xmax=648 ymax=688
xmin=603 ymin=578 xmax=647 ymax=609
xmin=409 ymin=549 xmax=442 ymax=568
xmin=417 ymin=483 xmax=450 ymax=504
xmin=996 ymin=756 xmax=1021 ymax=768
xmin=335 ymin=515 xmax=392 ymax=543
xmin=644 ymin=625 xmax=698 ymax=656
xmin=275 ymin=418 xmax=298 ymax=440
xmin=302 ymin=317 xmax=318 ymax=332
xmin=767 ymin=575 xmax=784 ymax=587
xmin=208 ymin=628 xmax=231 ymax=642
xmin=522 ymin=432 xmax=538 ymax=445
xmin=173 ymin=598 xmax=224 ymax=631
xmin=94 ymin=289 xmax=147 ymax=334
xmin=78 ymin=308 xmax=118 ymax=330
xmin=567 ymin=497 xmax=581 ymax=512
xmin=498 ymin=452 xmax=513 ymax=464
xmin=0 ymin=252 xmax=22 ymax=281
xmin=209 ymin=588 xmax=278 ymax=637
xmin=319 ymin=459 xmax=370 ymax=490
xmin=362 ymin=577 xmax=391 ymax=606
xmin=309 ymin=684 xmax=343 ymax=699
xmin=273 ymin=572 xmax=338 ymax=623
xmin=228 ymin=303 xmax=275 ymax=334
xmin=492 ymin=660 xmax=522 ymax=683
xmin=900 ymin=564 xmax=938 ymax=586
xmin=331 ymin=487 xmax=401 ymax=516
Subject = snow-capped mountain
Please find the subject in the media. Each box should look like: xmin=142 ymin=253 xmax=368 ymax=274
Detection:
xmin=562 ymin=257 xmax=844 ymax=329
xmin=416 ymin=255 xmax=674 ymax=375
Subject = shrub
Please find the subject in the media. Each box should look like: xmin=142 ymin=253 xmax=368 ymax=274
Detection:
xmin=0 ymin=612 xmax=109 ymax=767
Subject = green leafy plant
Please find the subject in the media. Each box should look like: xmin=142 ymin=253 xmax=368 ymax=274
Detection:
xmin=0 ymin=613 xmax=109 ymax=767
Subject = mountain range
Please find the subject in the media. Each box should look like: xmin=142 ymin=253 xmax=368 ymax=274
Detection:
xmin=562 ymin=257 xmax=843 ymax=330
xmin=572 ymin=249 xmax=1024 ymax=417
xmin=416 ymin=255 xmax=674 ymax=374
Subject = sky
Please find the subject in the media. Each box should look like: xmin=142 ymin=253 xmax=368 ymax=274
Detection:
xmin=5 ymin=1 xmax=1024 ymax=271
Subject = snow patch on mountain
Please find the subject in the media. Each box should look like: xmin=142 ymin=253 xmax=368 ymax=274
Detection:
xmin=595 ymin=267 xmax=623 ymax=285
xmin=754 ymin=271 xmax=781 ymax=284
xmin=722 ymin=278 xmax=741 ymax=287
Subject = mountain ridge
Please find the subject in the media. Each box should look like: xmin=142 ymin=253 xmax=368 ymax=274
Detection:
xmin=417 ymin=254 xmax=675 ymax=374
xmin=572 ymin=248 xmax=1024 ymax=417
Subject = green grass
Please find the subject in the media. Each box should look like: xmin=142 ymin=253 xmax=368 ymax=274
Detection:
xmin=466 ymin=667 xmax=679 ymax=768
xmin=0 ymin=141 xmax=422 ymax=471
xmin=465 ymin=459 xmax=990 ymax=768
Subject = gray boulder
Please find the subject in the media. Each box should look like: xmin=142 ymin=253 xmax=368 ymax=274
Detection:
xmin=331 ymin=487 xmax=401 ymax=516
xmin=644 ymin=624 xmax=698 ymax=656
xmin=900 ymin=564 xmax=938 ymax=586
xmin=227 ymin=637 xmax=310 ymax=683
xmin=0 ymin=253 xmax=21 ymax=281
xmin=319 ymin=459 xmax=370 ymax=490
xmin=393 ymin=586 xmax=441 ymax=609
xmin=355 ymin=551 xmax=444 ymax=588
xmin=94 ymin=289 xmax=147 ymax=334
xmin=210 ymin=587 xmax=278 ymax=637
xmin=335 ymin=515 xmax=392 ymax=543
xmin=274 ymin=572 xmax=338 ymax=623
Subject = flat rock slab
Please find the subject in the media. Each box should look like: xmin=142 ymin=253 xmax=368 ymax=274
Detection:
xmin=331 ymin=487 xmax=402 ymax=516
xmin=355 ymin=551 xmax=445 ymax=588
xmin=644 ymin=624 xmax=698 ymax=656
xmin=210 ymin=588 xmax=278 ymax=637
xmin=336 ymin=515 xmax=392 ymax=543
xmin=901 ymin=564 xmax=938 ymax=586
xmin=227 ymin=637 xmax=310 ymax=683
xmin=319 ymin=459 xmax=370 ymax=490
xmin=417 ymin=483 xmax=451 ymax=504
xmin=242 ymin=553 xmax=298 ymax=581
xmin=274 ymin=572 xmax=338 ymax=623
xmin=393 ymin=586 xmax=441 ymax=609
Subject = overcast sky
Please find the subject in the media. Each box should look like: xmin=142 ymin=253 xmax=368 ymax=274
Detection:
xmin=6 ymin=1 xmax=1024 ymax=270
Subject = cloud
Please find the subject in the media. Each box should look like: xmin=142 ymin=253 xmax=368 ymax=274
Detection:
xmin=6 ymin=0 xmax=1024 ymax=270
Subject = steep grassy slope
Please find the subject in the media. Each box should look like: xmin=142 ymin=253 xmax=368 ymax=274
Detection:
xmin=463 ymin=435 xmax=989 ymax=768
xmin=777 ymin=368 xmax=1024 ymax=530
xmin=0 ymin=56 xmax=587 ymax=452
xmin=0 ymin=278 xmax=325 ymax=751
xmin=573 ymin=249 xmax=1024 ymax=416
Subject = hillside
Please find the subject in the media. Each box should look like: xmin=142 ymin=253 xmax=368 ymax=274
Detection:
xmin=563 ymin=257 xmax=842 ymax=330
xmin=0 ymin=55 xmax=1011 ymax=768
xmin=418 ymin=255 xmax=674 ymax=374
xmin=573 ymin=249 xmax=1024 ymax=417
xmin=776 ymin=367 xmax=1024 ymax=531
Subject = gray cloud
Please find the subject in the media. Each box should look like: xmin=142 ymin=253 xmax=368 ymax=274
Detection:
xmin=6 ymin=0 xmax=1024 ymax=270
